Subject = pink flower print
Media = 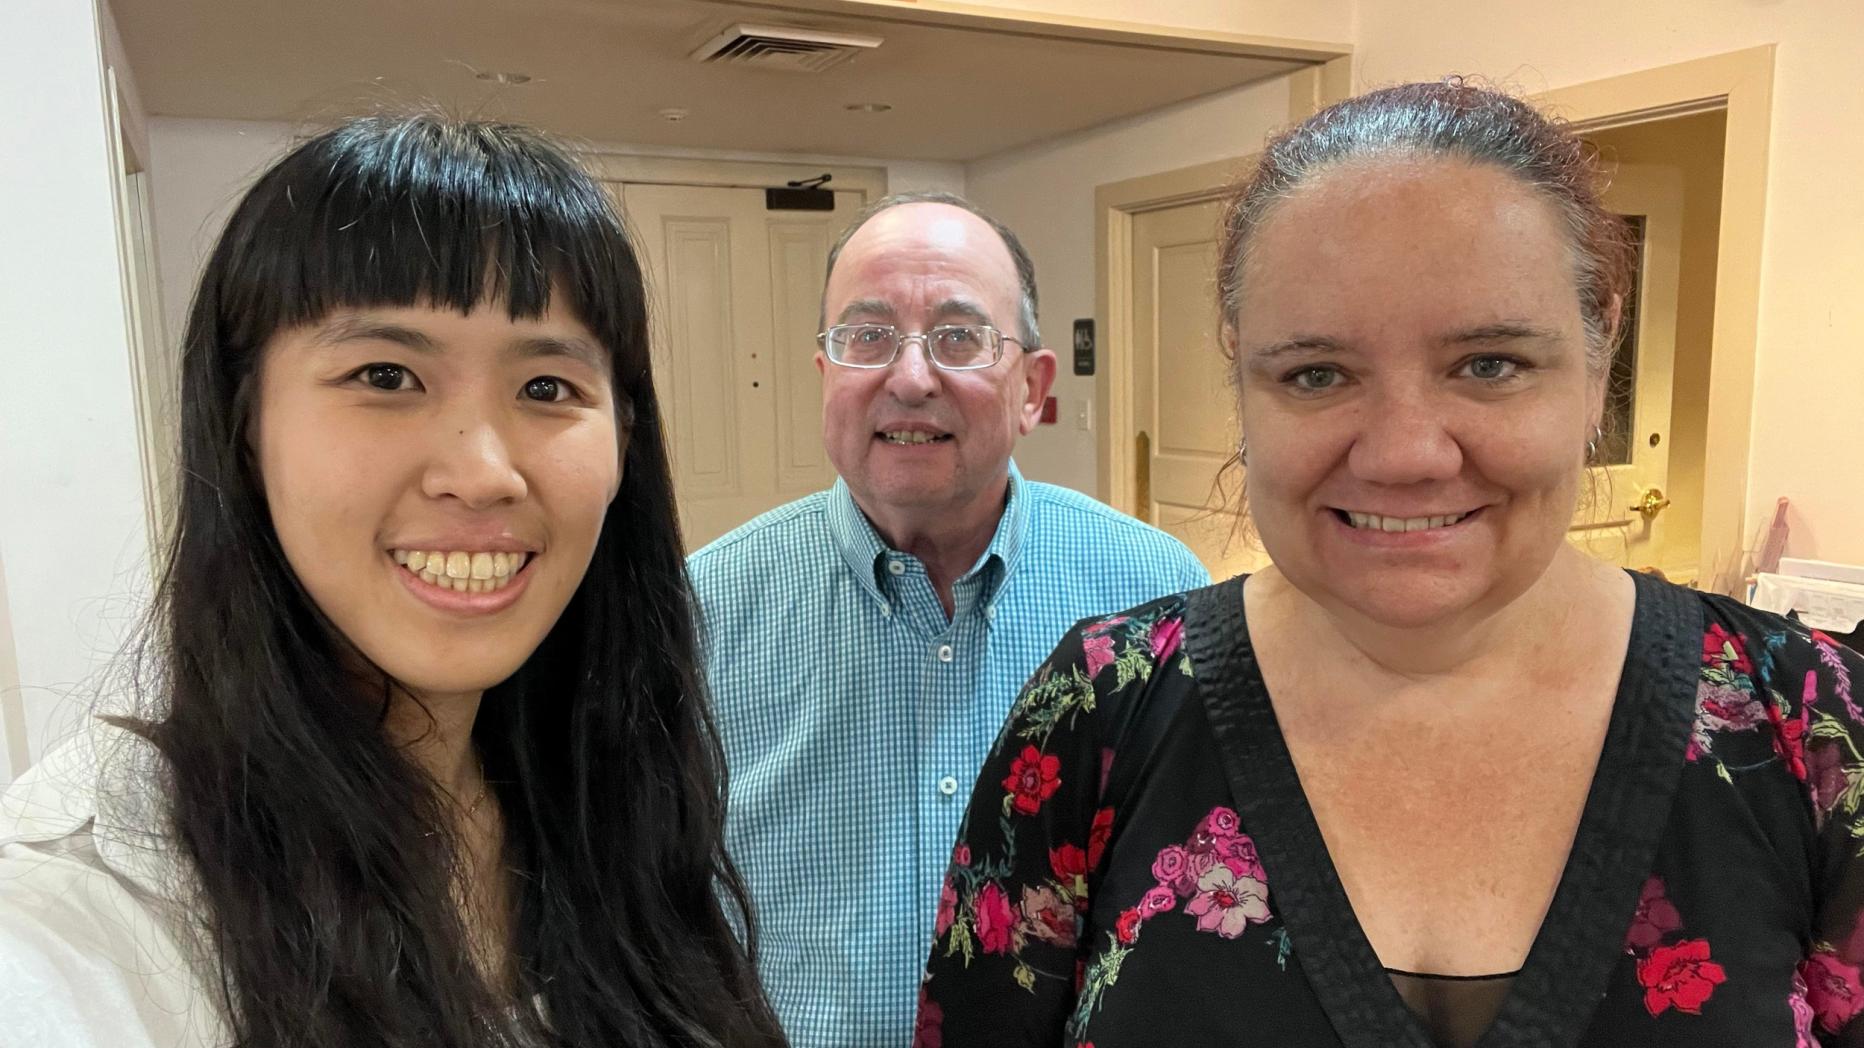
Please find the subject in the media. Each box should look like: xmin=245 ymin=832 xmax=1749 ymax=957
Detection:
xmin=1792 ymin=972 xmax=1820 ymax=1048
xmin=935 ymin=879 xmax=958 ymax=938
xmin=1150 ymin=616 xmax=1184 ymax=663
xmin=1217 ymin=834 xmax=1266 ymax=882
xmin=1810 ymin=742 xmax=1849 ymax=819
xmin=1020 ymin=885 xmax=1078 ymax=948
xmin=975 ymin=881 xmax=1017 ymax=955
xmin=1183 ymin=848 xmax=1221 ymax=896
xmin=1692 ymin=684 xmax=1768 ymax=758
xmin=1802 ymin=948 xmax=1864 ymax=1033
xmin=1811 ymin=629 xmax=1860 ymax=722
xmin=1184 ymin=864 xmax=1271 ymax=939
xmin=1151 ymin=845 xmax=1189 ymax=890
xmin=1625 ymin=877 xmax=1682 ymax=951
xmin=1698 ymin=688 xmax=1767 ymax=732
xmin=1083 ymin=633 xmax=1116 ymax=679
xmin=952 ymin=843 xmax=971 ymax=868
xmin=1199 ymin=806 xmax=1242 ymax=839
xmin=1138 ymin=885 xmax=1178 ymax=918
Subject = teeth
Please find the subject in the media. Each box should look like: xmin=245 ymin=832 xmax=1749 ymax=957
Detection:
xmin=1345 ymin=511 xmax=1468 ymax=532
xmin=391 ymin=549 xmax=531 ymax=593
xmin=882 ymin=430 xmax=942 ymax=445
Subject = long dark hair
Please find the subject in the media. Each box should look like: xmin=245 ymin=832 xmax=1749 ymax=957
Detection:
xmin=139 ymin=113 xmax=784 ymax=1048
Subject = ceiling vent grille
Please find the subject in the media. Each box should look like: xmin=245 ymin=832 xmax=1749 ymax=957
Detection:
xmin=689 ymin=24 xmax=882 ymax=73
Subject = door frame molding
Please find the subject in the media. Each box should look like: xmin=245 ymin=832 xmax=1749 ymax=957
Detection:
xmin=1094 ymin=155 xmax=1252 ymax=510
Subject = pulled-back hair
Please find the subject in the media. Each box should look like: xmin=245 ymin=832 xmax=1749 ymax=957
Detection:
xmin=1219 ymin=78 xmax=1634 ymax=372
xmin=140 ymin=112 xmax=784 ymax=1048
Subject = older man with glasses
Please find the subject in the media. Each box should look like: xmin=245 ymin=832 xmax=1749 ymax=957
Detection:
xmin=687 ymin=192 xmax=1208 ymax=1047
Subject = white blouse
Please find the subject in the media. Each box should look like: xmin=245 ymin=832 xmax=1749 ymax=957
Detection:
xmin=0 ymin=720 xmax=228 ymax=1047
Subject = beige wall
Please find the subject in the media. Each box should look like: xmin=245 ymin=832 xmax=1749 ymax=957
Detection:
xmin=967 ymin=76 xmax=1293 ymax=491
xmin=1588 ymin=112 xmax=1726 ymax=580
xmin=1354 ymin=0 xmax=1864 ymax=565
xmin=944 ymin=0 xmax=1353 ymax=43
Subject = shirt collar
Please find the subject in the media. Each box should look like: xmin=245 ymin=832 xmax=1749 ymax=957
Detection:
xmin=827 ymin=460 xmax=1030 ymax=609
xmin=2 ymin=716 xmax=189 ymax=904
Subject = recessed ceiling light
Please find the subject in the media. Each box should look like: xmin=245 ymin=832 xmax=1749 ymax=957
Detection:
xmin=474 ymin=70 xmax=532 ymax=85
xmin=658 ymin=107 xmax=691 ymax=123
xmin=844 ymin=102 xmax=892 ymax=113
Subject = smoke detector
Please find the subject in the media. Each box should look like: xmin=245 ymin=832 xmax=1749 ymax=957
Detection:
xmin=689 ymin=23 xmax=883 ymax=73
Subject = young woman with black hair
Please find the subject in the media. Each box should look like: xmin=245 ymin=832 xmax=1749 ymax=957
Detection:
xmin=0 ymin=114 xmax=786 ymax=1048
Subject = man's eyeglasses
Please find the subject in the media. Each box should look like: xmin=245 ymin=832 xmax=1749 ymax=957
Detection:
xmin=817 ymin=323 xmax=1028 ymax=371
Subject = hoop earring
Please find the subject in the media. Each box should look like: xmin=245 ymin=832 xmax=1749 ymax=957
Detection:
xmin=1585 ymin=424 xmax=1603 ymax=462
xmin=1238 ymin=438 xmax=1248 ymax=466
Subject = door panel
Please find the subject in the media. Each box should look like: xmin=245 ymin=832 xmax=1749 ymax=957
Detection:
xmin=767 ymin=222 xmax=838 ymax=491
xmin=1131 ymin=198 xmax=1269 ymax=580
xmin=617 ymin=183 xmax=864 ymax=548
xmin=662 ymin=217 xmax=741 ymax=494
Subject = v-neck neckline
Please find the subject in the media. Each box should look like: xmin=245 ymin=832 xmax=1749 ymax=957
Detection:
xmin=1183 ymin=572 xmax=1701 ymax=1048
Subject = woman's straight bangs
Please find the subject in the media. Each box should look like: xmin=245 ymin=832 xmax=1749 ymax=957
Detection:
xmin=217 ymin=115 xmax=634 ymax=364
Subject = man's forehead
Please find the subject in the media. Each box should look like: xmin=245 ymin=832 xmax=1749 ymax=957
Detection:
xmin=830 ymin=204 xmax=1016 ymax=294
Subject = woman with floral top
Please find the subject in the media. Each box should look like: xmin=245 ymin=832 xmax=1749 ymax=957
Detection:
xmin=918 ymin=80 xmax=1864 ymax=1048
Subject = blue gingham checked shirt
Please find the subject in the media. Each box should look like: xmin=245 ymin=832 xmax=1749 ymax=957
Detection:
xmin=688 ymin=462 xmax=1208 ymax=1048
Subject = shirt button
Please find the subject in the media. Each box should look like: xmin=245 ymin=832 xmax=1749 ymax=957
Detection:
xmin=888 ymin=559 xmax=906 ymax=576
xmin=936 ymin=644 xmax=954 ymax=662
xmin=984 ymin=605 xmax=997 ymax=621
xmin=938 ymin=776 xmax=959 ymax=796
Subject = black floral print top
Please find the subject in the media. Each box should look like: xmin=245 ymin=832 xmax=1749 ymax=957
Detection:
xmin=918 ymin=573 xmax=1864 ymax=1048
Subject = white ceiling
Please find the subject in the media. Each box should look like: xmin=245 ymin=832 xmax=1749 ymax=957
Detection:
xmin=112 ymin=0 xmax=1310 ymax=161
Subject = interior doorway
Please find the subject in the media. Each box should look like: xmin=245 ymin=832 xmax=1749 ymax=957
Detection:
xmin=1568 ymin=112 xmax=1729 ymax=585
xmin=594 ymin=157 xmax=886 ymax=549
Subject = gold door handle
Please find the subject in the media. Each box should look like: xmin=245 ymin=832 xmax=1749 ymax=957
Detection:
xmin=1135 ymin=430 xmax=1152 ymax=523
xmin=1631 ymin=487 xmax=1671 ymax=519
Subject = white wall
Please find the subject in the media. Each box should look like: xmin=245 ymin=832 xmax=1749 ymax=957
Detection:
xmin=966 ymin=75 xmax=1293 ymax=492
xmin=0 ymin=0 xmax=152 ymax=784
xmin=1351 ymin=0 xmax=1864 ymax=565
